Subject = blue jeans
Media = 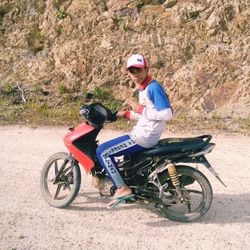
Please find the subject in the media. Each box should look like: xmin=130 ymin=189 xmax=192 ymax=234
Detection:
xmin=96 ymin=135 xmax=146 ymax=188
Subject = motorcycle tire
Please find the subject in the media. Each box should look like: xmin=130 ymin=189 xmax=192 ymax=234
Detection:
xmin=156 ymin=165 xmax=213 ymax=223
xmin=40 ymin=152 xmax=81 ymax=208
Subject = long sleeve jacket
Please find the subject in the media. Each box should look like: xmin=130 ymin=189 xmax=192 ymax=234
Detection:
xmin=125 ymin=76 xmax=173 ymax=148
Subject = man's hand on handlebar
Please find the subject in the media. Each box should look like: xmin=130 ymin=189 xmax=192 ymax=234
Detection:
xmin=117 ymin=110 xmax=127 ymax=118
xmin=126 ymin=99 xmax=141 ymax=112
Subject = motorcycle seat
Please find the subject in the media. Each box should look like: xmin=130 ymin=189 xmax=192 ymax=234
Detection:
xmin=141 ymin=135 xmax=212 ymax=156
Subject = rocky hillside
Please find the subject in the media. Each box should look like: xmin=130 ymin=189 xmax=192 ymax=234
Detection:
xmin=0 ymin=0 xmax=249 ymax=120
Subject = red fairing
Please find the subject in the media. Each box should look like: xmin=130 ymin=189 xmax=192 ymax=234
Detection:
xmin=63 ymin=122 xmax=95 ymax=173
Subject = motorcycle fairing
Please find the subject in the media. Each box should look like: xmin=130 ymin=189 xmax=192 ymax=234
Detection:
xmin=63 ymin=122 xmax=96 ymax=172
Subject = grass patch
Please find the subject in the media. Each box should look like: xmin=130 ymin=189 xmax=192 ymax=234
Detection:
xmin=236 ymin=116 xmax=250 ymax=131
xmin=91 ymin=87 xmax=123 ymax=112
xmin=1 ymin=82 xmax=18 ymax=96
xmin=0 ymin=85 xmax=249 ymax=135
xmin=0 ymin=98 xmax=83 ymax=126
xmin=0 ymin=86 xmax=126 ymax=127
xmin=169 ymin=112 xmax=250 ymax=135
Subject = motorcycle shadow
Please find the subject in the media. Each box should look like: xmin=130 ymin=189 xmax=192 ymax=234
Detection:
xmin=145 ymin=193 xmax=250 ymax=227
xmin=68 ymin=191 xmax=143 ymax=212
xmin=204 ymin=193 xmax=250 ymax=224
xmin=68 ymin=192 xmax=250 ymax=225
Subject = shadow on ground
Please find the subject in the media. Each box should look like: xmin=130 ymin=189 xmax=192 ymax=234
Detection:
xmin=68 ymin=191 xmax=250 ymax=226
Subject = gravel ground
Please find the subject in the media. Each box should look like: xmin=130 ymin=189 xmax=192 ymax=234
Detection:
xmin=0 ymin=126 xmax=250 ymax=250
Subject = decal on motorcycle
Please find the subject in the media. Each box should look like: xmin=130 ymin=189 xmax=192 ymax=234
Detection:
xmin=168 ymin=139 xmax=184 ymax=143
xmin=80 ymin=108 xmax=89 ymax=115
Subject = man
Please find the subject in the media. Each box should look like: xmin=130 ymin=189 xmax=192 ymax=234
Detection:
xmin=96 ymin=54 xmax=173 ymax=208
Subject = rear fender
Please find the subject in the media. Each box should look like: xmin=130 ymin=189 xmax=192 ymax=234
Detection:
xmin=200 ymin=156 xmax=226 ymax=187
xmin=178 ymin=155 xmax=226 ymax=187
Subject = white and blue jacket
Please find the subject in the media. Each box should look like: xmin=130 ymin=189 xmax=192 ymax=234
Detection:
xmin=125 ymin=76 xmax=173 ymax=148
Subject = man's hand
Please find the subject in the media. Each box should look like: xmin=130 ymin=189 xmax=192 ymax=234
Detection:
xmin=126 ymin=99 xmax=141 ymax=113
xmin=117 ymin=110 xmax=127 ymax=118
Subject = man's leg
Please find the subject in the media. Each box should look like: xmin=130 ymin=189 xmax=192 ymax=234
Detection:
xmin=96 ymin=135 xmax=145 ymax=189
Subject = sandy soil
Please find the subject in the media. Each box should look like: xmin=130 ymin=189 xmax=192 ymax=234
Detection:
xmin=0 ymin=126 xmax=250 ymax=250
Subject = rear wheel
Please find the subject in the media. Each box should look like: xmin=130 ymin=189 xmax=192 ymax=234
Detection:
xmin=156 ymin=165 xmax=213 ymax=222
xmin=40 ymin=152 xmax=81 ymax=208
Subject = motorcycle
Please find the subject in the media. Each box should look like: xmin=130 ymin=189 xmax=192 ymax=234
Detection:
xmin=40 ymin=97 xmax=226 ymax=222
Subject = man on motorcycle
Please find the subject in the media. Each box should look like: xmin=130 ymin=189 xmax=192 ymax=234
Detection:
xmin=96 ymin=54 xmax=173 ymax=208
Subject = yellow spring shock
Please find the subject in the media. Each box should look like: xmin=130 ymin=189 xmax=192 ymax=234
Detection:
xmin=167 ymin=163 xmax=182 ymax=196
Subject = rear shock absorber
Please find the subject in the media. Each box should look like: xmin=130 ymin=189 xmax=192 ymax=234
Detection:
xmin=167 ymin=163 xmax=182 ymax=197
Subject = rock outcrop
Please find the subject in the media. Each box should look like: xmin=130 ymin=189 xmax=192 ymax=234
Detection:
xmin=0 ymin=0 xmax=249 ymax=118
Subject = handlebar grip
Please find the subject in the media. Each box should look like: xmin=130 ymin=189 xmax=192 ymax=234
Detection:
xmin=107 ymin=111 xmax=118 ymax=122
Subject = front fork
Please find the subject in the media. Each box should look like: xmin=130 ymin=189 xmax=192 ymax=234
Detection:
xmin=53 ymin=154 xmax=76 ymax=184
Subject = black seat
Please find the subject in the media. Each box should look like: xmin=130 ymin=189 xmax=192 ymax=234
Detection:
xmin=141 ymin=135 xmax=212 ymax=156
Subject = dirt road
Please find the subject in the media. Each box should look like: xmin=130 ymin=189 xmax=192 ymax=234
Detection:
xmin=0 ymin=126 xmax=250 ymax=250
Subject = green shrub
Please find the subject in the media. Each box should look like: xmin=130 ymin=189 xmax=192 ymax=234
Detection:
xmin=58 ymin=84 xmax=69 ymax=94
xmin=0 ymin=83 xmax=17 ymax=97
xmin=56 ymin=9 xmax=67 ymax=19
xmin=57 ymin=26 xmax=64 ymax=34
xmin=92 ymin=87 xmax=123 ymax=112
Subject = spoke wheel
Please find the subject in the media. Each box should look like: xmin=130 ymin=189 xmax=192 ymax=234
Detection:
xmin=40 ymin=152 xmax=81 ymax=208
xmin=156 ymin=165 xmax=213 ymax=222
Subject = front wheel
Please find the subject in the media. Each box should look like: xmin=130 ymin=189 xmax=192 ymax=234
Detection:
xmin=156 ymin=165 xmax=213 ymax=222
xmin=40 ymin=152 xmax=81 ymax=208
